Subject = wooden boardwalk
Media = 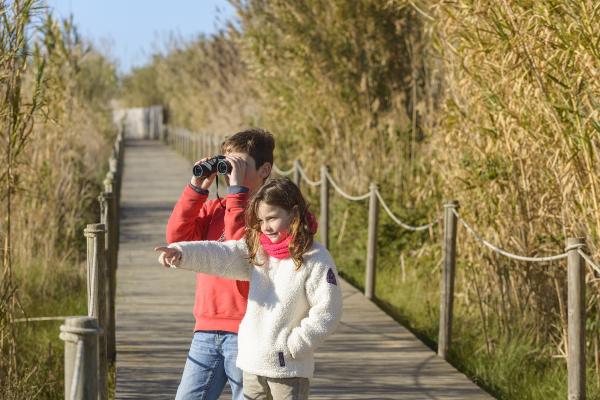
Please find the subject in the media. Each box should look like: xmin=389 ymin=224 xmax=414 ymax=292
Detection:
xmin=115 ymin=140 xmax=494 ymax=399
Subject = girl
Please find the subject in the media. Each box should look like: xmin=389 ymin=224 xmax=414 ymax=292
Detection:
xmin=155 ymin=177 xmax=343 ymax=400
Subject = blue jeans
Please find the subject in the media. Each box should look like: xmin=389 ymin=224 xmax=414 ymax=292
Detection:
xmin=175 ymin=331 xmax=243 ymax=400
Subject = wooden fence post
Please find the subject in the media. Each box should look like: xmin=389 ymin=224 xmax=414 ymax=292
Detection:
xmin=109 ymin=155 xmax=119 ymax=207
xmin=115 ymin=133 xmax=123 ymax=172
xmin=59 ymin=316 xmax=100 ymax=400
xmin=567 ymin=237 xmax=586 ymax=400
xmin=438 ymin=200 xmax=459 ymax=359
xmin=320 ymin=165 xmax=329 ymax=249
xmin=98 ymin=192 xmax=116 ymax=363
xmin=365 ymin=183 xmax=379 ymax=300
xmin=104 ymin=173 xmax=119 ymax=254
xmin=293 ymin=160 xmax=302 ymax=189
xmin=117 ymin=133 xmax=124 ymax=179
xmin=85 ymin=223 xmax=108 ymax=400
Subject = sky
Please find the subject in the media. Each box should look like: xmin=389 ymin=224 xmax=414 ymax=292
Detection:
xmin=45 ymin=0 xmax=237 ymax=75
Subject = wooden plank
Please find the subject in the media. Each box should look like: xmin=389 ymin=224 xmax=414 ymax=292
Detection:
xmin=115 ymin=140 xmax=215 ymax=399
xmin=115 ymin=139 xmax=494 ymax=399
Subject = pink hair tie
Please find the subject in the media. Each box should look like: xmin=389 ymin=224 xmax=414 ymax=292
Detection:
xmin=306 ymin=212 xmax=318 ymax=234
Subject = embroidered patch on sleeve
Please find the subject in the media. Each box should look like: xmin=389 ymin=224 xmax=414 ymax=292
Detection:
xmin=278 ymin=351 xmax=286 ymax=367
xmin=326 ymin=268 xmax=337 ymax=285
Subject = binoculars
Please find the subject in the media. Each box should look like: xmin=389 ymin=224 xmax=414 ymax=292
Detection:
xmin=192 ymin=156 xmax=232 ymax=178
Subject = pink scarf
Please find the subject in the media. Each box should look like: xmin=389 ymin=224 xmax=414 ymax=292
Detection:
xmin=259 ymin=212 xmax=319 ymax=260
xmin=259 ymin=233 xmax=293 ymax=259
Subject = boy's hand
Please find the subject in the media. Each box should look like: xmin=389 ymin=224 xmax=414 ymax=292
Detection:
xmin=226 ymin=153 xmax=247 ymax=187
xmin=191 ymin=157 xmax=217 ymax=190
xmin=154 ymin=246 xmax=182 ymax=268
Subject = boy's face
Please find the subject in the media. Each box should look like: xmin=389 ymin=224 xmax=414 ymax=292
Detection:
xmin=224 ymin=151 xmax=271 ymax=194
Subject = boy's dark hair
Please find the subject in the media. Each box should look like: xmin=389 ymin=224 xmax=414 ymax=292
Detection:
xmin=221 ymin=128 xmax=274 ymax=169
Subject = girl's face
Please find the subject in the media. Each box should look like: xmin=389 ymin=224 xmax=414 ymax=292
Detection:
xmin=257 ymin=202 xmax=294 ymax=243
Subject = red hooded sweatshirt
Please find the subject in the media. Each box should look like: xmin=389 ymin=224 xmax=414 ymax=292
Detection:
xmin=166 ymin=184 xmax=249 ymax=333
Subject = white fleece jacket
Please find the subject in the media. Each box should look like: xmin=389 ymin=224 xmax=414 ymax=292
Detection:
xmin=170 ymin=239 xmax=343 ymax=379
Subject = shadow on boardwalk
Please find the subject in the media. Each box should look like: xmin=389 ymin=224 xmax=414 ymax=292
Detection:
xmin=115 ymin=140 xmax=494 ymax=400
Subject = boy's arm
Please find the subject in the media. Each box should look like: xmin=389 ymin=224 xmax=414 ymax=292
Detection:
xmin=285 ymin=252 xmax=343 ymax=359
xmin=170 ymin=239 xmax=252 ymax=281
xmin=166 ymin=185 xmax=211 ymax=243
xmin=224 ymin=186 xmax=250 ymax=240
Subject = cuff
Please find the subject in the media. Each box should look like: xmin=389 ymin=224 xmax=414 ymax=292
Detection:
xmin=286 ymin=329 xmax=304 ymax=359
xmin=188 ymin=183 xmax=210 ymax=195
xmin=167 ymin=243 xmax=184 ymax=269
xmin=227 ymin=185 xmax=249 ymax=195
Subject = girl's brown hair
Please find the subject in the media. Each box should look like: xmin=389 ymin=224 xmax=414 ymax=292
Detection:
xmin=245 ymin=177 xmax=314 ymax=269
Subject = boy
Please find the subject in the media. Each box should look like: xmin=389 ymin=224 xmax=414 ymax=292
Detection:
xmin=166 ymin=128 xmax=274 ymax=400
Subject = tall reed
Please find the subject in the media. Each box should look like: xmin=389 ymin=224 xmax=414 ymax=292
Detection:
xmin=1 ymin=3 xmax=117 ymax=397
xmin=0 ymin=0 xmax=46 ymax=388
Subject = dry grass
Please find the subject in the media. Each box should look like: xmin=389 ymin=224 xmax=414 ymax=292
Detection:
xmin=429 ymin=0 xmax=600 ymax=373
xmin=0 ymin=3 xmax=117 ymax=397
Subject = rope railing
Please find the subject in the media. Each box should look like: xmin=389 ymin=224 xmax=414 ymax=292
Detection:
xmin=14 ymin=316 xmax=73 ymax=323
xmin=16 ymin=125 xmax=123 ymax=398
xmin=277 ymin=160 xmax=441 ymax=232
xmin=296 ymin=163 xmax=323 ymax=187
xmin=324 ymin=170 xmax=371 ymax=201
xmin=69 ymin=340 xmax=85 ymax=400
xmin=59 ymin=123 xmax=123 ymax=400
xmin=578 ymin=249 xmax=600 ymax=275
xmin=375 ymin=190 xmax=441 ymax=232
xmin=60 ymin=316 xmax=101 ymax=400
xmin=166 ymin=131 xmax=600 ymax=263
xmin=451 ymin=209 xmax=569 ymax=263
xmin=168 ymin=126 xmax=600 ymax=274
xmin=272 ymin=164 xmax=295 ymax=176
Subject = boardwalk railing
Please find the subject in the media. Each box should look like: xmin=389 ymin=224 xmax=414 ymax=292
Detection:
xmin=17 ymin=126 xmax=124 ymax=399
xmin=57 ymin=128 xmax=124 ymax=400
xmin=167 ymin=127 xmax=599 ymax=400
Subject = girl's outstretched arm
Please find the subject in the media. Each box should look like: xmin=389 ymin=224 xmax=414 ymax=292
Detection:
xmin=156 ymin=240 xmax=252 ymax=281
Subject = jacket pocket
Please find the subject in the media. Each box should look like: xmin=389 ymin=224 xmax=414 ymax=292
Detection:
xmin=275 ymin=326 xmax=293 ymax=360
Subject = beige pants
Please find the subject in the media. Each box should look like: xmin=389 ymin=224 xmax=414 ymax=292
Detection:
xmin=243 ymin=372 xmax=310 ymax=400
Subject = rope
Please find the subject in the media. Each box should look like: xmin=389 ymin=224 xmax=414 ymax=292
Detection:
xmin=14 ymin=316 xmax=73 ymax=323
xmin=60 ymin=326 xmax=101 ymax=335
xmin=578 ymin=249 xmax=600 ymax=275
xmin=375 ymin=190 xmax=441 ymax=231
xmin=87 ymin=251 xmax=97 ymax=317
xmin=296 ymin=164 xmax=322 ymax=187
xmin=272 ymin=165 xmax=295 ymax=176
xmin=70 ymin=340 xmax=85 ymax=400
xmin=452 ymin=209 xmax=568 ymax=262
xmin=325 ymin=170 xmax=371 ymax=201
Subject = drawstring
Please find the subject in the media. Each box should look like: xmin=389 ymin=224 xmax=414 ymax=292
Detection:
xmin=216 ymin=175 xmax=226 ymax=209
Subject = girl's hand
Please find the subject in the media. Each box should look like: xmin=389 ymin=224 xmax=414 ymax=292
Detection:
xmin=154 ymin=246 xmax=182 ymax=268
